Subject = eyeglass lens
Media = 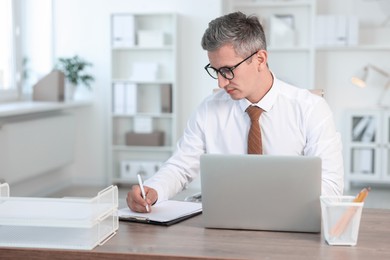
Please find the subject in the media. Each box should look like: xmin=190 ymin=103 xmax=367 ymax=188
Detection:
xmin=207 ymin=67 xmax=233 ymax=80
xmin=205 ymin=51 xmax=258 ymax=80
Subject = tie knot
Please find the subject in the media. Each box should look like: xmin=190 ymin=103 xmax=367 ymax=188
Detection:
xmin=246 ymin=106 xmax=262 ymax=122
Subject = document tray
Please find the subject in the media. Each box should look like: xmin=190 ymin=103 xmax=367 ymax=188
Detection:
xmin=0 ymin=183 xmax=119 ymax=250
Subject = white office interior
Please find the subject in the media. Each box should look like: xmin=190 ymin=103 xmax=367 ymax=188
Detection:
xmin=0 ymin=0 xmax=390 ymax=200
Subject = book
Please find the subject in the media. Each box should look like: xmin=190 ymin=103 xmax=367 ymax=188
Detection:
xmin=160 ymin=84 xmax=172 ymax=113
xmin=118 ymin=200 xmax=202 ymax=226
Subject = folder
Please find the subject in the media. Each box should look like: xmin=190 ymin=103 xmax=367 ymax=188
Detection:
xmin=125 ymin=83 xmax=137 ymax=115
xmin=32 ymin=70 xmax=65 ymax=101
xmin=118 ymin=200 xmax=202 ymax=226
xmin=113 ymin=82 xmax=126 ymax=114
xmin=112 ymin=14 xmax=136 ymax=48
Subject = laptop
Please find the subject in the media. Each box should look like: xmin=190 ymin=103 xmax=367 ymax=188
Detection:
xmin=200 ymin=154 xmax=321 ymax=233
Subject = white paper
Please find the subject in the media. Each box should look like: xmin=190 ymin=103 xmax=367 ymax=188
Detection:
xmin=118 ymin=200 xmax=202 ymax=222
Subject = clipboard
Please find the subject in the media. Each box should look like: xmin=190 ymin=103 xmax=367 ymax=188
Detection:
xmin=118 ymin=200 xmax=202 ymax=226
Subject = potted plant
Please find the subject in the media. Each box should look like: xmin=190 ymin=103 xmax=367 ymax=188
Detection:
xmin=55 ymin=55 xmax=95 ymax=99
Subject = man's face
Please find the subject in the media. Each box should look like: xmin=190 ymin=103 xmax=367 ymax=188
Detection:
xmin=207 ymin=45 xmax=264 ymax=103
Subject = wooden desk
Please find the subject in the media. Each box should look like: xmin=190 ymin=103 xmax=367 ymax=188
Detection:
xmin=1 ymin=208 xmax=389 ymax=260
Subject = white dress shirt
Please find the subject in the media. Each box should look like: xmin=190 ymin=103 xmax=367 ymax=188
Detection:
xmin=145 ymin=76 xmax=344 ymax=202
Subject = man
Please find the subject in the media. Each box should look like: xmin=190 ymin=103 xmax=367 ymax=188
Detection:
xmin=127 ymin=11 xmax=344 ymax=213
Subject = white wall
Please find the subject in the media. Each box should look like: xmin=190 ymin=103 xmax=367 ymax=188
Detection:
xmin=316 ymin=0 xmax=390 ymax=139
xmin=20 ymin=0 xmax=388 ymax=193
xmin=52 ymin=0 xmax=222 ymax=187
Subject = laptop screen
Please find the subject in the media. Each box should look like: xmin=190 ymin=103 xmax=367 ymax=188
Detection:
xmin=200 ymin=154 xmax=321 ymax=233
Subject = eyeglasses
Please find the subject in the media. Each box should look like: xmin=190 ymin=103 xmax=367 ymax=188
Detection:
xmin=204 ymin=51 xmax=258 ymax=80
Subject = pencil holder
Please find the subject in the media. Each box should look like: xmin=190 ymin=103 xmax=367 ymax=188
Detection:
xmin=320 ymin=196 xmax=364 ymax=246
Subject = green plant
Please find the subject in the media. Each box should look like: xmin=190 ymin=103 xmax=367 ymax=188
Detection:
xmin=55 ymin=55 xmax=94 ymax=89
xmin=22 ymin=57 xmax=30 ymax=81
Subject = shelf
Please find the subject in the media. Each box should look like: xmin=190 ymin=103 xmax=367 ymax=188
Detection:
xmin=111 ymin=178 xmax=136 ymax=185
xmin=112 ymin=46 xmax=174 ymax=51
xmin=112 ymin=145 xmax=174 ymax=152
xmin=234 ymin=0 xmax=313 ymax=8
xmin=112 ymin=113 xmax=174 ymax=118
xmin=316 ymin=45 xmax=390 ymax=52
xmin=0 ymin=100 xmax=92 ymax=118
xmin=109 ymin=12 xmax=177 ymax=184
xmin=348 ymin=175 xmax=389 ymax=182
xmin=268 ymin=46 xmax=312 ymax=52
xmin=349 ymin=142 xmax=378 ymax=148
xmin=111 ymin=79 xmax=174 ymax=84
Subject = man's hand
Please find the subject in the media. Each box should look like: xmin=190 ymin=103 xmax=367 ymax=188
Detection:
xmin=127 ymin=185 xmax=158 ymax=213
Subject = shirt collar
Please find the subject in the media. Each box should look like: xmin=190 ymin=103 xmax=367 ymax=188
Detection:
xmin=239 ymin=72 xmax=279 ymax=113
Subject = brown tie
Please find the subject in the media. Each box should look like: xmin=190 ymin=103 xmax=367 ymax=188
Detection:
xmin=246 ymin=106 xmax=263 ymax=154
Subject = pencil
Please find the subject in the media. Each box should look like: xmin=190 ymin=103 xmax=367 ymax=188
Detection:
xmin=353 ymin=187 xmax=371 ymax=203
xmin=329 ymin=187 xmax=370 ymax=237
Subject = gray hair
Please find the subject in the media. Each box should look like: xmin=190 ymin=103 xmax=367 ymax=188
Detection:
xmin=201 ymin=11 xmax=267 ymax=57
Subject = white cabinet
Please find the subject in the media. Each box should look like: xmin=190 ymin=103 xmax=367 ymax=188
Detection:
xmin=345 ymin=109 xmax=390 ymax=189
xmin=224 ymin=0 xmax=316 ymax=89
xmin=109 ymin=13 xmax=177 ymax=184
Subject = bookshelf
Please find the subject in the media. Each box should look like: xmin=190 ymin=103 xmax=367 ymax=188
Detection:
xmin=109 ymin=13 xmax=177 ymax=184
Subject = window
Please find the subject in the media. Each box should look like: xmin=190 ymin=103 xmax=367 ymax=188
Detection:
xmin=0 ymin=0 xmax=18 ymax=102
xmin=0 ymin=0 xmax=53 ymax=103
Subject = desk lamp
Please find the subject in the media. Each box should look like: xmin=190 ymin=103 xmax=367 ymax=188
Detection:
xmin=351 ymin=64 xmax=390 ymax=107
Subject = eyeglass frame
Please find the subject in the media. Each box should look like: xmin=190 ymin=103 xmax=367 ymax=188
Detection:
xmin=204 ymin=51 xmax=258 ymax=80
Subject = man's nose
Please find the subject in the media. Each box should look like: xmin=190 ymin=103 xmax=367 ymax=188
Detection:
xmin=217 ymin=74 xmax=230 ymax=88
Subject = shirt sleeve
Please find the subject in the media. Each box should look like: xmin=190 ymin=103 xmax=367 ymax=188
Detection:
xmin=303 ymin=97 xmax=344 ymax=196
xmin=144 ymin=101 xmax=207 ymax=203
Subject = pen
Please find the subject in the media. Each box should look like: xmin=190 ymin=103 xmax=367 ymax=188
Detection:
xmin=137 ymin=174 xmax=150 ymax=212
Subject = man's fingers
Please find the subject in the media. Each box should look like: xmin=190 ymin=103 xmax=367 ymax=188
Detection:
xmin=127 ymin=185 xmax=154 ymax=213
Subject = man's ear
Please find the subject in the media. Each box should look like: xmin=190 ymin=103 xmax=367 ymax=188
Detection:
xmin=256 ymin=50 xmax=268 ymax=66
